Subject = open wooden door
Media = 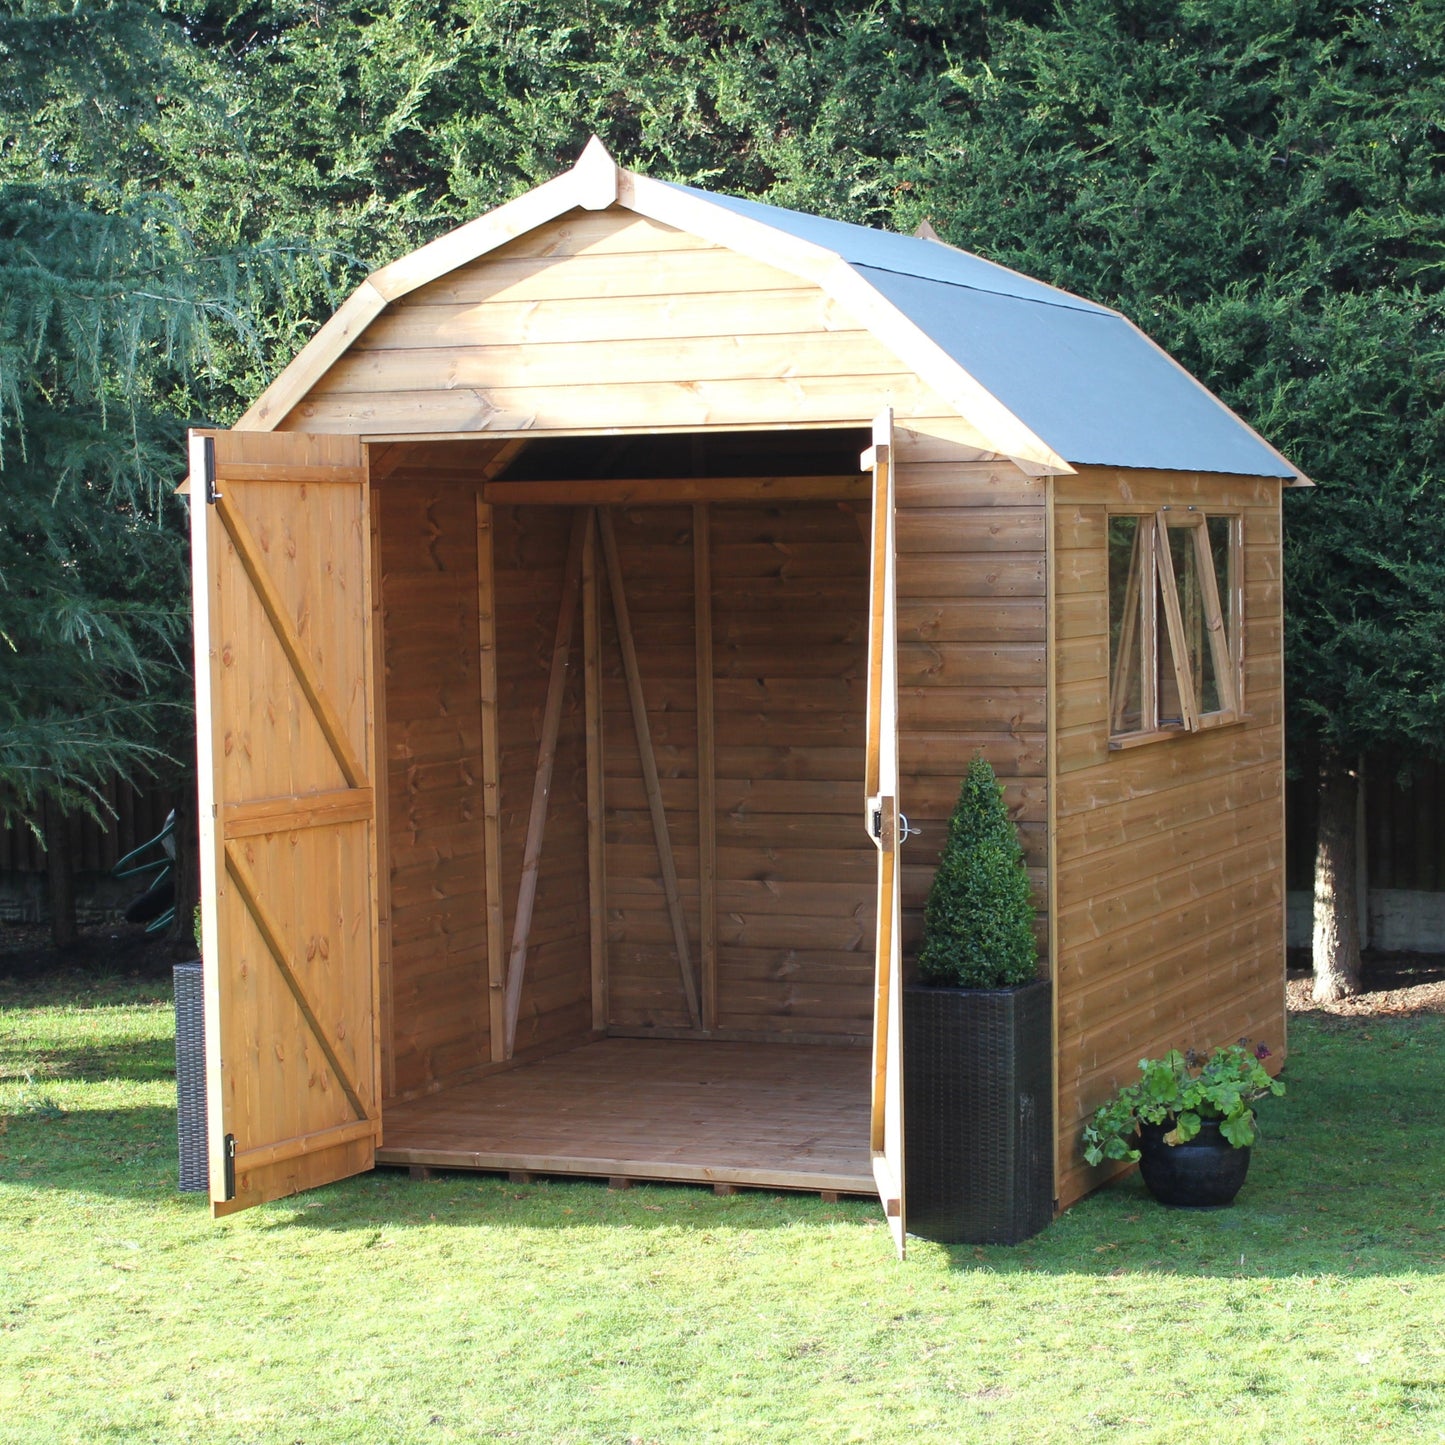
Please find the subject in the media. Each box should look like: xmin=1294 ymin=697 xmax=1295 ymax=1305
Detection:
xmin=189 ymin=429 xmax=381 ymax=1217
xmin=863 ymin=409 xmax=906 ymax=1257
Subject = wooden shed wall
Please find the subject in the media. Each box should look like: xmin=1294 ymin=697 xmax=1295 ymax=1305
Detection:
xmin=285 ymin=203 xmax=1052 ymax=1149
xmin=709 ymin=501 xmax=876 ymax=1035
xmin=893 ymin=442 xmax=1050 ymax=958
xmin=598 ymin=504 xmax=699 ymax=1031
xmin=1051 ymin=468 xmax=1286 ymax=1210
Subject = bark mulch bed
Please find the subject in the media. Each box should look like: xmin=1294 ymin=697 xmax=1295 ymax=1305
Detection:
xmin=1286 ymin=948 xmax=1445 ymax=1018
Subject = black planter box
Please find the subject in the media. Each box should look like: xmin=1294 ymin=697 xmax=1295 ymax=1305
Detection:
xmin=903 ymin=977 xmax=1053 ymax=1245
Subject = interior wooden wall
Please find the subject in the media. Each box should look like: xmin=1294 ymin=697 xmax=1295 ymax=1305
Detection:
xmin=600 ymin=504 xmax=700 ymax=1030
xmin=377 ymin=462 xmax=492 ymax=1100
xmin=1052 ymin=468 xmax=1286 ymax=1210
xmin=599 ymin=500 xmax=876 ymax=1040
xmin=496 ymin=505 xmax=593 ymax=1052
xmin=710 ymin=502 xmax=876 ymax=1037
xmin=378 ymin=458 xmax=597 ymax=1100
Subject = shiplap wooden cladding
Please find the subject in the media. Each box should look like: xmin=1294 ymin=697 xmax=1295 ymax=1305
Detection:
xmin=190 ymin=139 xmax=1292 ymax=1234
xmin=189 ymin=429 xmax=381 ymax=1217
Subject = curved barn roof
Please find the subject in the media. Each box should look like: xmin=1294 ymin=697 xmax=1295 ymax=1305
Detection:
xmin=239 ymin=140 xmax=1305 ymax=483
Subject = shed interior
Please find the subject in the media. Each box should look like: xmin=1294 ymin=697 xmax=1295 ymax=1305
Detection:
xmin=370 ymin=428 xmax=882 ymax=1193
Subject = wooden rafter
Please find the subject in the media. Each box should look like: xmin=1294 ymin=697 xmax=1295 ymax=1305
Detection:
xmin=583 ymin=509 xmax=608 ymax=1033
xmin=597 ymin=509 xmax=702 ymax=1030
xmin=502 ymin=510 xmax=589 ymax=1056
xmin=694 ymin=502 xmax=718 ymax=1031
xmin=482 ymin=475 xmax=869 ymax=506
xmin=476 ymin=495 xmax=507 ymax=1059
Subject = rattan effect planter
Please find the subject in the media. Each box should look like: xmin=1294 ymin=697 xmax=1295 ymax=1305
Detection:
xmin=903 ymin=977 xmax=1053 ymax=1245
xmin=174 ymin=960 xmax=209 ymax=1193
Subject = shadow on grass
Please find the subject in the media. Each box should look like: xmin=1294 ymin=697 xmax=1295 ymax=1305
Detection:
xmin=5 ymin=1005 xmax=1443 ymax=1279
xmin=0 ymin=1039 xmax=176 ymax=1087
xmin=11 ymin=1102 xmax=1440 ymax=1282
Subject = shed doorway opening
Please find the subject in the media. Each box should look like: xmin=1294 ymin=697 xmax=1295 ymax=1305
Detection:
xmin=370 ymin=429 xmax=882 ymax=1195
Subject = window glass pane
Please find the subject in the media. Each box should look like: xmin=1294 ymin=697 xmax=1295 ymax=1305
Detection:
xmin=1156 ymin=565 xmax=1184 ymax=726
xmin=1208 ymin=514 xmax=1232 ymax=651
xmin=1166 ymin=521 xmax=1223 ymax=714
xmin=1107 ymin=516 xmax=1142 ymax=732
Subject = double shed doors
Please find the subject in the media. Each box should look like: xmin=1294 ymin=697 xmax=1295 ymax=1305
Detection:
xmin=191 ymin=423 xmax=904 ymax=1249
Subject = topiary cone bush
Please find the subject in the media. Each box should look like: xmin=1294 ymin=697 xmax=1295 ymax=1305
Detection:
xmin=918 ymin=754 xmax=1039 ymax=989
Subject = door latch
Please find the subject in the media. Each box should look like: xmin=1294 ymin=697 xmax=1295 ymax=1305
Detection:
xmin=222 ymin=1132 xmax=237 ymax=1200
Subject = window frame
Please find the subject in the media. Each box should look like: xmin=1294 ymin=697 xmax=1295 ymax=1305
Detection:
xmin=1107 ymin=507 xmax=1244 ymax=748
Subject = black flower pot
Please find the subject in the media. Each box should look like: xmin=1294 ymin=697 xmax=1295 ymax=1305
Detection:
xmin=1136 ymin=1118 xmax=1250 ymax=1207
xmin=903 ymin=978 xmax=1053 ymax=1245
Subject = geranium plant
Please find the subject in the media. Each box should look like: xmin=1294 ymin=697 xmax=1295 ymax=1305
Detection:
xmin=1082 ymin=1041 xmax=1284 ymax=1166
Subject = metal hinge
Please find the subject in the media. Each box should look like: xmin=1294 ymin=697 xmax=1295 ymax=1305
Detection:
xmin=202 ymin=435 xmax=222 ymax=505
xmin=222 ymin=1132 xmax=237 ymax=1200
xmin=871 ymin=807 xmax=882 ymax=839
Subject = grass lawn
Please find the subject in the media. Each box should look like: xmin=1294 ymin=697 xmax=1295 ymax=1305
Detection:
xmin=2 ymin=971 xmax=1443 ymax=1444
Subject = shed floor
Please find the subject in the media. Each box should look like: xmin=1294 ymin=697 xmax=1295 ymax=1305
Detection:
xmin=375 ymin=1037 xmax=876 ymax=1195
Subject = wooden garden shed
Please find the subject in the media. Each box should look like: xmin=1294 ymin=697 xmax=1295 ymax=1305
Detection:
xmin=189 ymin=140 xmax=1305 ymax=1249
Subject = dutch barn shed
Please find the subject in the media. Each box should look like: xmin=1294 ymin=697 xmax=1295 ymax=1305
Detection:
xmin=189 ymin=140 xmax=1304 ymax=1249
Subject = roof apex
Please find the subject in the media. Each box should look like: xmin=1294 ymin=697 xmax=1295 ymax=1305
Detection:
xmin=573 ymin=135 xmax=620 ymax=210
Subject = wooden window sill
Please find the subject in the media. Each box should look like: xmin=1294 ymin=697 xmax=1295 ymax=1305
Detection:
xmin=1109 ymin=711 xmax=1247 ymax=750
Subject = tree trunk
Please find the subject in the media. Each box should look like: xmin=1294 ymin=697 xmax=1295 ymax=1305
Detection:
xmin=1312 ymin=752 xmax=1362 ymax=1002
xmin=42 ymin=794 xmax=79 ymax=949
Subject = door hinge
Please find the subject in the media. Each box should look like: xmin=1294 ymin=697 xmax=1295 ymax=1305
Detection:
xmin=222 ymin=1132 xmax=237 ymax=1200
xmin=202 ymin=435 xmax=222 ymax=505
xmin=871 ymin=807 xmax=882 ymax=839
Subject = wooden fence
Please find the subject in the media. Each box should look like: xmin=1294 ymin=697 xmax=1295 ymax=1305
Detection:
xmin=1286 ymin=748 xmax=1445 ymax=893
xmin=0 ymin=781 xmax=183 ymax=877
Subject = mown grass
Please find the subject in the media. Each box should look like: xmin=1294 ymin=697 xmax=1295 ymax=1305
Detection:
xmin=1 ymin=971 xmax=1443 ymax=1444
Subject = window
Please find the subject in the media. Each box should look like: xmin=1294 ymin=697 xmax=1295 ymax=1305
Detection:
xmin=1108 ymin=509 xmax=1241 ymax=744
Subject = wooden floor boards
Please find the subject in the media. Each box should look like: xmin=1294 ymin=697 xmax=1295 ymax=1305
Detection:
xmin=376 ymin=1037 xmax=875 ymax=1195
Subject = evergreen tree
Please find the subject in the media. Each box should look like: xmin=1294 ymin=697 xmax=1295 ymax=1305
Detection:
xmin=0 ymin=1 xmax=287 ymax=941
xmin=919 ymin=756 xmax=1039 ymax=989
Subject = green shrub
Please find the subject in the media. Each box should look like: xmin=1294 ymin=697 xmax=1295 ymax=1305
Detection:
xmin=917 ymin=755 xmax=1038 ymax=989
